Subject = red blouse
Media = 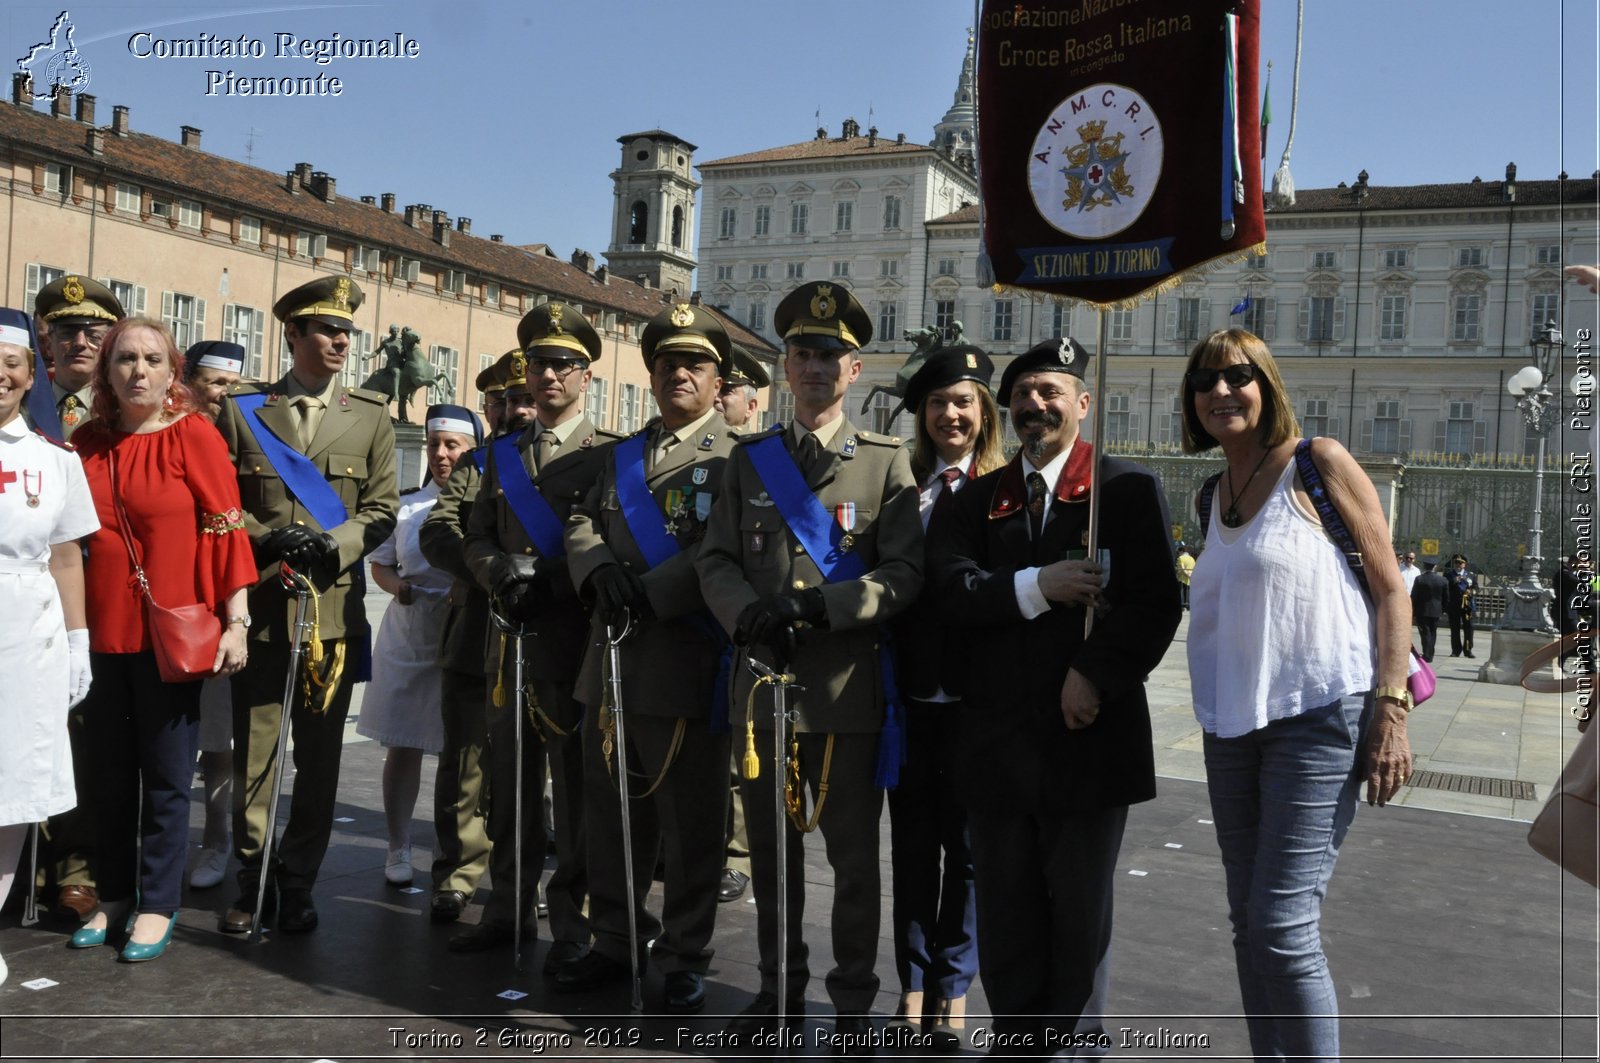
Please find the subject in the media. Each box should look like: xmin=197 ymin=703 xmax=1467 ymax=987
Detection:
xmin=75 ymin=414 xmax=257 ymax=654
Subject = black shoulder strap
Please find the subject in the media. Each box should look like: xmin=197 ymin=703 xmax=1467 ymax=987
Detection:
xmin=1293 ymin=438 xmax=1372 ymax=600
xmin=1197 ymin=472 xmax=1223 ymax=537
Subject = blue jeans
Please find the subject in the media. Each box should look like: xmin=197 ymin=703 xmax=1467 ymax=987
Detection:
xmin=1202 ymin=693 xmax=1370 ymax=1063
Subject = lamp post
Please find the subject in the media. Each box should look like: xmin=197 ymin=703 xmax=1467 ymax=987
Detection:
xmin=1499 ymin=319 xmax=1564 ymax=632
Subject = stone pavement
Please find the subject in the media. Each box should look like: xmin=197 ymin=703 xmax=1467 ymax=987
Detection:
xmin=1 ymin=606 xmax=1595 ymax=1061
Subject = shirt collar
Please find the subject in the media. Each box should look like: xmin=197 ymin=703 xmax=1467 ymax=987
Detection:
xmin=1020 ymin=439 xmax=1074 ymax=493
xmin=661 ymin=407 xmax=719 ymax=448
xmin=0 ymin=414 xmax=29 ymax=440
xmin=790 ymin=415 xmax=846 ymax=451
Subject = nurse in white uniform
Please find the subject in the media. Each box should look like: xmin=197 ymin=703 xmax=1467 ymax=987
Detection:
xmin=0 ymin=310 xmax=98 ymax=985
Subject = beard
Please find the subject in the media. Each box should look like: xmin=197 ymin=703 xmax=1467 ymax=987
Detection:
xmin=1016 ymin=410 xmax=1063 ymax=461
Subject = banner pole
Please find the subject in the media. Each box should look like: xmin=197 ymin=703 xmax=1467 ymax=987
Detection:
xmin=1084 ymin=305 xmax=1110 ymax=639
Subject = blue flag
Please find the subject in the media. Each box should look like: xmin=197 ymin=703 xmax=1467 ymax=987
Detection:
xmin=1230 ymin=295 xmax=1252 ymax=316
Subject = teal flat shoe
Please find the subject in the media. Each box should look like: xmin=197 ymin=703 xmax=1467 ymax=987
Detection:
xmin=119 ymin=913 xmax=176 ymax=963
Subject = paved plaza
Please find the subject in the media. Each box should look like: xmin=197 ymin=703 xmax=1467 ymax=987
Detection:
xmin=2 ymin=608 xmax=1596 ymax=1061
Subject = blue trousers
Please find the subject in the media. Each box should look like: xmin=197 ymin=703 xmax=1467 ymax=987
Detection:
xmin=1202 ymin=693 xmax=1370 ymax=1063
xmin=81 ymin=651 xmax=201 ymax=914
xmin=886 ymin=699 xmax=977 ymax=1001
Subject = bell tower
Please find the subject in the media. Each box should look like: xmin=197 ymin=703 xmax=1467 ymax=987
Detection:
xmin=605 ymin=131 xmax=700 ymax=298
xmin=932 ymin=32 xmax=977 ymax=170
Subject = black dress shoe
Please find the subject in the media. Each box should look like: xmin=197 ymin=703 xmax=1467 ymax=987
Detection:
xmin=541 ymin=938 xmax=589 ymax=975
xmin=726 ymin=991 xmax=806 ymax=1041
xmin=553 ymin=950 xmax=631 ymax=993
xmin=1465 ymin=651 xmax=1475 ymax=658
xmin=718 ymin=868 xmax=750 ymax=903
xmin=832 ymin=1015 xmax=876 ymax=1056
xmin=430 ymin=890 xmax=468 ymax=924
xmin=277 ymin=888 xmax=318 ymax=933
xmin=663 ymin=970 xmax=706 ymax=1013
xmin=448 ymin=919 xmax=515 ymax=953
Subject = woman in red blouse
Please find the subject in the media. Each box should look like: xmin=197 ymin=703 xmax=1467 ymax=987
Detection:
xmin=68 ymin=319 xmax=256 ymax=963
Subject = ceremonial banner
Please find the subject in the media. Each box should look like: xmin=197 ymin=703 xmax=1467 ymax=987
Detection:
xmin=978 ymin=0 xmax=1265 ymax=306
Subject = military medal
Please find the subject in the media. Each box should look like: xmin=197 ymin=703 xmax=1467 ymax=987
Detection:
xmin=60 ymin=395 xmax=82 ymax=430
xmin=696 ymin=492 xmax=713 ymax=521
xmin=835 ymin=502 xmax=857 ymax=552
xmin=664 ymin=488 xmax=686 ymax=535
xmin=24 ymin=470 xmax=41 ymax=508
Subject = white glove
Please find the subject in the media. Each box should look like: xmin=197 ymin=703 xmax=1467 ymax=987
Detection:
xmin=66 ymin=629 xmax=91 ymax=709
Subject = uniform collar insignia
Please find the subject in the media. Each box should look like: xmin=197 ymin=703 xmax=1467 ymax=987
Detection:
xmin=700 ymin=432 xmax=716 ymax=450
xmin=841 ymin=436 xmax=857 ymax=457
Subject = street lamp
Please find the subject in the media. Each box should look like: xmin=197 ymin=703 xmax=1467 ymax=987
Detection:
xmin=1499 ymin=319 xmax=1564 ymax=632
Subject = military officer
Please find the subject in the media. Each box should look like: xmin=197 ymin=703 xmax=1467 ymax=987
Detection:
xmin=715 ymin=343 xmax=770 ymax=432
xmin=34 ymin=275 xmax=124 ymax=440
xmin=213 ymin=276 xmax=399 ymax=933
xmin=696 ymin=281 xmax=924 ymax=1047
xmin=458 ymin=303 xmax=621 ymax=967
xmin=559 ymin=302 xmax=739 ymax=1011
xmin=29 ymin=275 xmax=124 ymax=922
xmin=417 ymin=360 xmax=515 ymax=923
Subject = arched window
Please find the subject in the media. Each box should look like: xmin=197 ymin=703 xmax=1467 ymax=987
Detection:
xmin=629 ymin=201 xmax=648 ymax=244
xmin=671 ymin=205 xmax=685 ymax=248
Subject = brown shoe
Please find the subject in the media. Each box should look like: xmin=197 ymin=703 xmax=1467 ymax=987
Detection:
xmin=54 ymin=885 xmax=98 ymax=922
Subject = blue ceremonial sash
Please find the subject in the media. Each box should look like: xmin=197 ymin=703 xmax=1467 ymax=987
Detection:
xmin=612 ymin=433 xmax=680 ymax=570
xmin=471 ymin=445 xmax=487 ymax=473
xmin=234 ymin=393 xmax=348 ymax=531
xmin=744 ymin=430 xmax=903 ymax=787
xmin=745 ymin=434 xmax=867 ymax=582
xmin=492 ymin=434 xmax=566 ymax=558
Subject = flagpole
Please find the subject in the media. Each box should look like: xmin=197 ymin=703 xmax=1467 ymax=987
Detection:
xmin=1084 ymin=305 xmax=1110 ymax=639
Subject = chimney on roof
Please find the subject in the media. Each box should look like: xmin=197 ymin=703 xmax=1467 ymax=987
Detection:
xmin=112 ymin=105 xmax=129 ymax=136
xmin=180 ymin=125 xmax=201 ymax=148
xmin=689 ymin=291 xmax=702 ymax=305
xmin=868 ymin=126 xmax=877 ymax=147
xmin=381 ymin=192 xmax=395 ymax=212
xmin=285 ymin=169 xmax=299 ymax=194
xmin=360 ymin=195 xmax=375 ymax=205
xmin=51 ymin=84 xmax=70 ymax=119
xmin=310 ymin=170 xmax=335 ymax=202
xmin=595 ymin=265 xmax=608 ymax=284
xmin=294 ymin=161 xmax=312 ymax=187
xmin=1503 ymin=161 xmax=1517 ymax=202
xmin=896 ymin=132 xmax=906 ymax=145
xmin=456 ymin=216 xmax=471 ymax=234
xmin=491 ymin=234 xmax=504 ymax=243
xmin=12 ymin=73 xmax=31 ymax=106
xmin=75 ymin=93 xmax=95 ymax=125
xmin=433 ymin=213 xmax=451 ymax=247
xmin=638 ymin=273 xmax=652 ymax=289
xmin=815 ymin=127 xmax=827 ymax=140
xmin=842 ymin=117 xmax=860 ymax=139
xmin=86 ymin=127 xmax=104 ymax=157
xmin=571 ymin=249 xmax=595 ymax=273
xmin=404 ymin=204 xmax=422 ymax=228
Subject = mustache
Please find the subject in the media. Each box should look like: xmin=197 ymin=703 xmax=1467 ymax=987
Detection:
xmin=1015 ymin=410 xmax=1064 ymax=431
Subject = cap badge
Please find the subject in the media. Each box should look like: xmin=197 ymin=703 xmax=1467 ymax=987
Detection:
xmin=1057 ymin=338 xmax=1075 ymax=366
xmin=670 ymin=304 xmax=695 ymax=328
xmin=510 ymin=352 xmax=527 ymax=380
xmin=547 ymin=303 xmax=566 ymax=337
xmin=63 ymin=277 xmax=85 ymax=304
xmin=966 ymin=353 xmax=978 ymax=369
xmin=333 ymin=278 xmax=351 ymax=311
xmin=811 ymin=284 xmax=836 ymax=321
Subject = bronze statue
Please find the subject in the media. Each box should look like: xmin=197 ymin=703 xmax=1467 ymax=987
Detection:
xmin=858 ymin=325 xmax=948 ymax=418
xmin=359 ymin=325 xmax=455 ymax=423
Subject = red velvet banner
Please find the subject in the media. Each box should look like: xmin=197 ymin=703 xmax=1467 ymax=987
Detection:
xmin=978 ymin=0 xmax=1265 ymax=307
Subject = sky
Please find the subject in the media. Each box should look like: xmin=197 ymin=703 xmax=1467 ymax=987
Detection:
xmin=2 ymin=0 xmax=1596 ymax=272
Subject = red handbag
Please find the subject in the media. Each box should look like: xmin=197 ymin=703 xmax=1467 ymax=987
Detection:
xmin=109 ymin=450 xmax=221 ymax=683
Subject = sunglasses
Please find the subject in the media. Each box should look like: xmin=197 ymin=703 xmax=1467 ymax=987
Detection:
xmin=1185 ymin=363 xmax=1257 ymax=392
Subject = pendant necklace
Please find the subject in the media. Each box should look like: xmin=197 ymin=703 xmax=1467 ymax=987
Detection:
xmin=1221 ymin=448 xmax=1272 ymax=528
xmin=23 ymin=469 xmax=41 ymax=509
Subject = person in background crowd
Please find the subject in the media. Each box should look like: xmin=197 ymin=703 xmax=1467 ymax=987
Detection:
xmin=938 ymin=336 xmax=1181 ymax=1053
xmin=357 ymin=405 xmax=483 ymax=885
xmin=181 ymin=341 xmax=247 ymax=890
xmin=1175 ymin=544 xmax=1195 ymax=609
xmin=1446 ymin=554 xmax=1477 ymax=658
xmin=1181 ymin=328 xmax=1412 ymax=1060
xmin=213 ymin=277 xmax=398 ymax=935
xmin=69 ymin=318 xmax=255 ymax=962
xmin=885 ymin=344 xmax=1004 ymax=1050
xmin=697 ymin=281 xmax=923 ymax=1048
xmin=1411 ymin=560 xmax=1448 ymax=663
xmin=30 ymin=275 xmax=125 ymax=924
xmin=459 ymin=305 xmax=620 ymax=966
xmin=417 ymin=363 xmax=510 ymax=924
xmin=560 ymin=302 xmax=739 ymax=1012
xmin=1398 ymin=551 xmax=1420 ymax=595
xmin=714 ymin=343 xmax=772 ymax=905
xmin=0 ymin=308 xmax=97 ymax=985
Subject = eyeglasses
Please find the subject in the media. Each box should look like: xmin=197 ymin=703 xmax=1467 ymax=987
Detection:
xmin=48 ymin=325 xmax=110 ymax=348
xmin=1185 ymin=363 xmax=1257 ymax=392
xmin=528 ymin=357 xmax=584 ymax=378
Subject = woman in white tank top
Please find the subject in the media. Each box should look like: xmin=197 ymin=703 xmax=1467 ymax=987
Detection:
xmin=1180 ymin=330 xmax=1413 ymax=1063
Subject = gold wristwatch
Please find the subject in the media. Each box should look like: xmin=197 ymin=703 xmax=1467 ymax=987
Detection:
xmin=1374 ymin=685 xmax=1412 ymax=712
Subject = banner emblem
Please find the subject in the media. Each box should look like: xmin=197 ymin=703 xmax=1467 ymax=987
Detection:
xmin=1030 ymin=84 xmax=1163 ymax=239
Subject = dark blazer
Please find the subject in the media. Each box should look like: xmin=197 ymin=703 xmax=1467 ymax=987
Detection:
xmin=935 ymin=444 xmax=1181 ymax=816
xmin=565 ymin=417 xmax=739 ymax=716
xmin=419 ymin=457 xmax=494 ymax=675
xmin=893 ymin=464 xmax=973 ymax=701
xmin=463 ymin=416 xmax=621 ymax=704
xmin=1410 ymin=570 xmax=1449 ymax=622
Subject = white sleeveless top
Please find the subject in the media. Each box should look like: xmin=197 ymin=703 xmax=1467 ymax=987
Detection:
xmin=1188 ymin=458 xmax=1375 ymax=738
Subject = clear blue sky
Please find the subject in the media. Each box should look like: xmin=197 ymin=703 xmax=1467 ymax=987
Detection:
xmin=4 ymin=0 xmax=1595 ymax=272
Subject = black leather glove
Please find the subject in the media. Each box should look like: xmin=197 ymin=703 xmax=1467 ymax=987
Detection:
xmin=487 ymin=554 xmax=540 ymax=601
xmin=734 ymin=589 xmax=824 ymax=650
xmin=258 ymin=525 xmax=319 ymax=566
xmin=282 ymin=531 xmax=338 ymax=571
xmin=499 ymin=580 xmax=541 ymax=624
xmin=586 ymin=563 xmax=649 ymax=625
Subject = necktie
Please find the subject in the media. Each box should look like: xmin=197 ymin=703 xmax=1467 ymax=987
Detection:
xmin=650 ymin=429 xmax=678 ymax=473
xmin=930 ymin=466 xmax=964 ymax=524
xmin=294 ymin=395 xmax=322 ymax=449
xmin=533 ymin=430 xmax=557 ymax=473
xmin=797 ymin=432 xmax=821 ymax=474
xmin=1026 ymin=471 xmax=1048 ymax=541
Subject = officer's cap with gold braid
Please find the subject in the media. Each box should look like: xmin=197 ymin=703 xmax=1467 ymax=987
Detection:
xmin=476 ymin=351 xmax=515 ymax=395
xmin=491 ymin=349 xmax=530 ymax=391
xmin=272 ymin=276 xmax=364 ymax=329
xmin=774 ymin=281 xmax=872 ymax=352
xmin=725 ymin=343 xmax=772 ymax=389
xmin=517 ymin=301 xmax=601 ymax=363
xmin=34 ymin=276 xmax=125 ymax=327
xmin=640 ymin=303 xmax=730 ymax=372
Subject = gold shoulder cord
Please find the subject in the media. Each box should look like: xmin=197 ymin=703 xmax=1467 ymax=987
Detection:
xmin=741 ymin=672 xmax=830 ymax=833
xmin=599 ymin=641 xmax=683 ymax=798
xmin=299 ymin=580 xmax=345 ymax=714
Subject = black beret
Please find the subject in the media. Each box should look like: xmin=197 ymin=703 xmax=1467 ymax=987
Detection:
xmin=997 ymin=336 xmax=1092 ymax=406
xmin=902 ymin=344 xmax=995 ymax=412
